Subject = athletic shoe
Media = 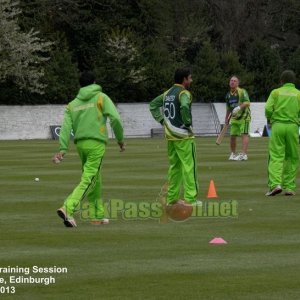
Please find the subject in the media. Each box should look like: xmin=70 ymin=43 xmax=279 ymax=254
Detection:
xmin=233 ymin=153 xmax=248 ymax=161
xmin=284 ymin=190 xmax=296 ymax=196
xmin=265 ymin=185 xmax=282 ymax=196
xmin=239 ymin=153 xmax=248 ymax=161
xmin=57 ymin=207 xmax=77 ymax=227
xmin=228 ymin=153 xmax=237 ymax=160
xmin=232 ymin=153 xmax=241 ymax=161
xmin=90 ymin=219 xmax=110 ymax=225
xmin=64 ymin=218 xmax=77 ymax=227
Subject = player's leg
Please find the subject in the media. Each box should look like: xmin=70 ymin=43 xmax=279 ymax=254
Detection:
xmin=240 ymin=120 xmax=250 ymax=160
xmin=175 ymin=139 xmax=198 ymax=203
xmin=57 ymin=142 xmax=88 ymax=226
xmin=282 ymin=124 xmax=299 ymax=195
xmin=229 ymin=122 xmax=238 ymax=160
xmin=267 ymin=123 xmax=285 ymax=194
xmin=241 ymin=135 xmax=249 ymax=154
xmin=230 ymin=136 xmax=237 ymax=154
xmin=166 ymin=141 xmax=182 ymax=204
xmin=87 ymin=159 xmax=106 ymax=222
xmin=62 ymin=140 xmax=105 ymax=221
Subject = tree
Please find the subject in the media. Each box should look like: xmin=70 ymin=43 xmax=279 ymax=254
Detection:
xmin=203 ymin=0 xmax=266 ymax=51
xmin=1 ymin=0 xmax=298 ymax=104
xmin=192 ymin=41 xmax=224 ymax=102
xmin=95 ymin=27 xmax=146 ymax=102
xmin=203 ymin=0 xmax=300 ymax=55
xmin=143 ymin=39 xmax=176 ymax=99
xmin=220 ymin=51 xmax=254 ymax=97
xmin=0 ymin=0 xmax=52 ymax=95
xmin=245 ymin=39 xmax=282 ymax=100
xmin=287 ymin=47 xmax=300 ymax=87
xmin=41 ymin=35 xmax=79 ymax=104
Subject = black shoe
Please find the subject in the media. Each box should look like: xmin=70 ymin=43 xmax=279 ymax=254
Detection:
xmin=57 ymin=208 xmax=77 ymax=227
xmin=265 ymin=185 xmax=282 ymax=196
xmin=284 ymin=190 xmax=296 ymax=196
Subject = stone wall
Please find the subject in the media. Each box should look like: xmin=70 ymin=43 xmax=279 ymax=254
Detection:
xmin=0 ymin=105 xmax=65 ymax=140
xmin=0 ymin=103 xmax=267 ymax=140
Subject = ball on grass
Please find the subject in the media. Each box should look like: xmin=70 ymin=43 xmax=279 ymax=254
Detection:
xmin=34 ymin=177 xmax=40 ymax=182
xmin=166 ymin=200 xmax=193 ymax=221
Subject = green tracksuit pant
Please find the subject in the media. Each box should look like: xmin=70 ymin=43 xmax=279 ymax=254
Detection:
xmin=167 ymin=139 xmax=198 ymax=204
xmin=64 ymin=139 xmax=105 ymax=220
xmin=268 ymin=123 xmax=299 ymax=191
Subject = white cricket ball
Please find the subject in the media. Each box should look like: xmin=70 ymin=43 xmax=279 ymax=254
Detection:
xmin=35 ymin=177 xmax=40 ymax=182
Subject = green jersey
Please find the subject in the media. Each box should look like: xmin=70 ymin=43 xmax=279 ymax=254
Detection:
xmin=225 ymin=87 xmax=251 ymax=122
xmin=265 ymin=83 xmax=300 ymax=125
xmin=59 ymin=84 xmax=124 ymax=153
xmin=149 ymin=84 xmax=193 ymax=140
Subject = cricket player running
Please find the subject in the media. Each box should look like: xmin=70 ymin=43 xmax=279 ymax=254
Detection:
xmin=149 ymin=67 xmax=198 ymax=204
xmin=265 ymin=70 xmax=300 ymax=196
xmin=53 ymin=71 xmax=125 ymax=227
xmin=225 ymin=75 xmax=251 ymax=161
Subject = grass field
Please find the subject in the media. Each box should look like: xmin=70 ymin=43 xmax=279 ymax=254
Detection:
xmin=0 ymin=137 xmax=300 ymax=300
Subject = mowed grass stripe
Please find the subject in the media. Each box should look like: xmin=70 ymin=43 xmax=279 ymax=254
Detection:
xmin=0 ymin=138 xmax=300 ymax=299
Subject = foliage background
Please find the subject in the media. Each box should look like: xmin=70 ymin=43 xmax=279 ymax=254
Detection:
xmin=0 ymin=0 xmax=299 ymax=104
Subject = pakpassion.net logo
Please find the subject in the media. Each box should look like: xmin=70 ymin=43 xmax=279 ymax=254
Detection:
xmin=80 ymin=199 xmax=238 ymax=222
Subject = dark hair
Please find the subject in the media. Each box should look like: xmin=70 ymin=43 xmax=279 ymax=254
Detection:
xmin=79 ymin=71 xmax=96 ymax=87
xmin=174 ymin=68 xmax=191 ymax=84
xmin=280 ymin=70 xmax=296 ymax=84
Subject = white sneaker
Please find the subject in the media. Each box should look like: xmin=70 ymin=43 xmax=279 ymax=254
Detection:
xmin=239 ymin=153 xmax=248 ymax=161
xmin=242 ymin=154 xmax=248 ymax=160
xmin=233 ymin=153 xmax=248 ymax=161
xmin=228 ymin=153 xmax=237 ymax=160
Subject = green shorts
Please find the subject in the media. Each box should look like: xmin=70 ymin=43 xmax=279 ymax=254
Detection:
xmin=230 ymin=121 xmax=250 ymax=136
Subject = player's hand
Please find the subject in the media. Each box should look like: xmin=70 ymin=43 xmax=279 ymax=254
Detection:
xmin=118 ymin=142 xmax=125 ymax=152
xmin=232 ymin=106 xmax=241 ymax=115
xmin=52 ymin=152 xmax=64 ymax=164
xmin=225 ymin=113 xmax=231 ymax=125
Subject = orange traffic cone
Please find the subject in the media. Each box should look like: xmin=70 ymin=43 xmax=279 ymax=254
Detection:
xmin=207 ymin=180 xmax=218 ymax=198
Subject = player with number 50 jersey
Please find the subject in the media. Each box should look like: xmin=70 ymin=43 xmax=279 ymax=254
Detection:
xmin=149 ymin=68 xmax=198 ymax=205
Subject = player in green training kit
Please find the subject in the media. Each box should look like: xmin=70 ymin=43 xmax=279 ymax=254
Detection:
xmin=149 ymin=68 xmax=198 ymax=204
xmin=265 ymin=70 xmax=300 ymax=196
xmin=53 ymin=71 xmax=125 ymax=227
xmin=225 ymin=75 xmax=251 ymax=161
